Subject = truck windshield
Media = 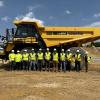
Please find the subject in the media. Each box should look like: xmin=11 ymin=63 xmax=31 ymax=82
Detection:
xmin=15 ymin=24 xmax=37 ymax=37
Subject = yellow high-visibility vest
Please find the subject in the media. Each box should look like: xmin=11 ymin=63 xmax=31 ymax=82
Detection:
xmin=15 ymin=53 xmax=22 ymax=62
xmin=37 ymin=52 xmax=43 ymax=60
xmin=30 ymin=53 xmax=36 ymax=61
xmin=45 ymin=52 xmax=51 ymax=61
xmin=9 ymin=53 xmax=15 ymax=61
xmin=23 ymin=53 xmax=29 ymax=61
xmin=53 ymin=52 xmax=58 ymax=61
xmin=66 ymin=53 xmax=72 ymax=61
xmin=60 ymin=53 xmax=65 ymax=61
xmin=88 ymin=56 xmax=91 ymax=63
xmin=75 ymin=54 xmax=81 ymax=61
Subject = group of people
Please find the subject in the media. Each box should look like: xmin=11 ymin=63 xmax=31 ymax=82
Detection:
xmin=9 ymin=48 xmax=91 ymax=72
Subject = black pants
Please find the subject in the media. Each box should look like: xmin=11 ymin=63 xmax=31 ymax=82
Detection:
xmin=23 ymin=61 xmax=29 ymax=70
xmin=67 ymin=60 xmax=71 ymax=71
xmin=75 ymin=61 xmax=81 ymax=72
xmin=45 ymin=60 xmax=50 ymax=71
xmin=38 ymin=60 xmax=43 ymax=71
xmin=16 ymin=62 xmax=21 ymax=70
xmin=85 ymin=62 xmax=88 ymax=72
xmin=9 ymin=61 xmax=15 ymax=70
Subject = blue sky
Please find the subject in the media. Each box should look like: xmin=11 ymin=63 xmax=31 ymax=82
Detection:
xmin=0 ymin=0 xmax=100 ymax=35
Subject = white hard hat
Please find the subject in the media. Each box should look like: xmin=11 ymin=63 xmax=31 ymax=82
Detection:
xmin=54 ymin=48 xmax=56 ymax=51
xmin=61 ymin=49 xmax=64 ymax=51
xmin=17 ymin=50 xmax=20 ymax=53
xmin=86 ymin=51 xmax=88 ymax=54
xmin=11 ymin=50 xmax=14 ymax=52
xmin=32 ymin=48 xmax=34 ymax=51
xmin=67 ymin=49 xmax=70 ymax=52
xmin=77 ymin=50 xmax=79 ymax=52
xmin=47 ymin=48 xmax=49 ymax=51
xmin=24 ymin=49 xmax=27 ymax=52
xmin=39 ymin=48 xmax=42 ymax=51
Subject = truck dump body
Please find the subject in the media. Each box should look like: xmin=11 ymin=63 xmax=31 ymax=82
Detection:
xmin=0 ymin=20 xmax=100 ymax=56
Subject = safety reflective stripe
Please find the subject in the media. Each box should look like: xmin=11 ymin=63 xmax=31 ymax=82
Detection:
xmin=38 ymin=53 xmax=43 ymax=60
xmin=53 ymin=53 xmax=58 ymax=61
xmin=66 ymin=53 xmax=72 ymax=61
xmin=9 ymin=53 xmax=15 ymax=61
xmin=23 ymin=54 xmax=29 ymax=61
xmin=45 ymin=52 xmax=51 ymax=60
xmin=30 ymin=53 xmax=36 ymax=60
xmin=15 ymin=54 xmax=22 ymax=62
xmin=75 ymin=54 xmax=81 ymax=61
xmin=60 ymin=53 xmax=65 ymax=61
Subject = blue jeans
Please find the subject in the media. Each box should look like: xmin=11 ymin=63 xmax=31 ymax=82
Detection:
xmin=60 ymin=61 xmax=66 ymax=72
xmin=30 ymin=61 xmax=37 ymax=70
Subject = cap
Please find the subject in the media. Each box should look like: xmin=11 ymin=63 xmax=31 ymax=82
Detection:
xmin=17 ymin=50 xmax=20 ymax=53
xmin=67 ymin=49 xmax=70 ymax=52
xmin=77 ymin=50 xmax=79 ymax=52
xmin=61 ymin=49 xmax=64 ymax=51
xmin=11 ymin=50 xmax=14 ymax=52
xmin=47 ymin=48 xmax=49 ymax=51
xmin=32 ymin=48 xmax=34 ymax=51
xmin=54 ymin=48 xmax=56 ymax=51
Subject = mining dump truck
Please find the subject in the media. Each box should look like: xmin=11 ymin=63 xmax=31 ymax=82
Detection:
xmin=0 ymin=20 xmax=100 ymax=59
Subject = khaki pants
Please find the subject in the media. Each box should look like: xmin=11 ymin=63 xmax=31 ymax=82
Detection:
xmin=53 ymin=61 xmax=58 ymax=72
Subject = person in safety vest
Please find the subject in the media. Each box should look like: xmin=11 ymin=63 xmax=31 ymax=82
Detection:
xmin=15 ymin=50 xmax=22 ymax=70
xmin=45 ymin=48 xmax=51 ymax=71
xmin=75 ymin=50 xmax=81 ymax=72
xmin=66 ymin=49 xmax=72 ymax=72
xmin=52 ymin=48 xmax=59 ymax=72
xmin=37 ymin=48 xmax=44 ymax=71
xmin=29 ymin=48 xmax=37 ymax=71
xmin=22 ymin=49 xmax=29 ymax=70
xmin=84 ymin=51 xmax=91 ymax=72
xmin=9 ymin=50 xmax=15 ymax=70
xmin=60 ymin=49 xmax=66 ymax=72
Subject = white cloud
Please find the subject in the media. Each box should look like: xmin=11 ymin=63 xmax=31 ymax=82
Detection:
xmin=1 ymin=16 xmax=10 ymax=22
xmin=15 ymin=11 xmax=44 ymax=25
xmin=86 ymin=21 xmax=100 ymax=27
xmin=28 ymin=4 xmax=42 ymax=11
xmin=65 ymin=10 xmax=72 ymax=15
xmin=0 ymin=1 xmax=4 ymax=7
xmin=93 ymin=13 xmax=100 ymax=18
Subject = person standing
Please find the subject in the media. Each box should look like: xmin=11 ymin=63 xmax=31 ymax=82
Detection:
xmin=29 ymin=49 xmax=37 ymax=71
xmin=9 ymin=50 xmax=15 ymax=70
xmin=75 ymin=50 xmax=81 ymax=72
xmin=60 ymin=49 xmax=66 ymax=72
xmin=52 ymin=48 xmax=59 ymax=72
xmin=15 ymin=50 xmax=22 ymax=70
xmin=84 ymin=51 xmax=91 ymax=72
xmin=45 ymin=48 xmax=51 ymax=71
xmin=22 ymin=50 xmax=29 ymax=71
xmin=66 ymin=49 xmax=72 ymax=72
xmin=37 ymin=48 xmax=44 ymax=71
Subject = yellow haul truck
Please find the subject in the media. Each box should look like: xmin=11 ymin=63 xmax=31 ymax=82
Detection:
xmin=0 ymin=20 xmax=100 ymax=59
